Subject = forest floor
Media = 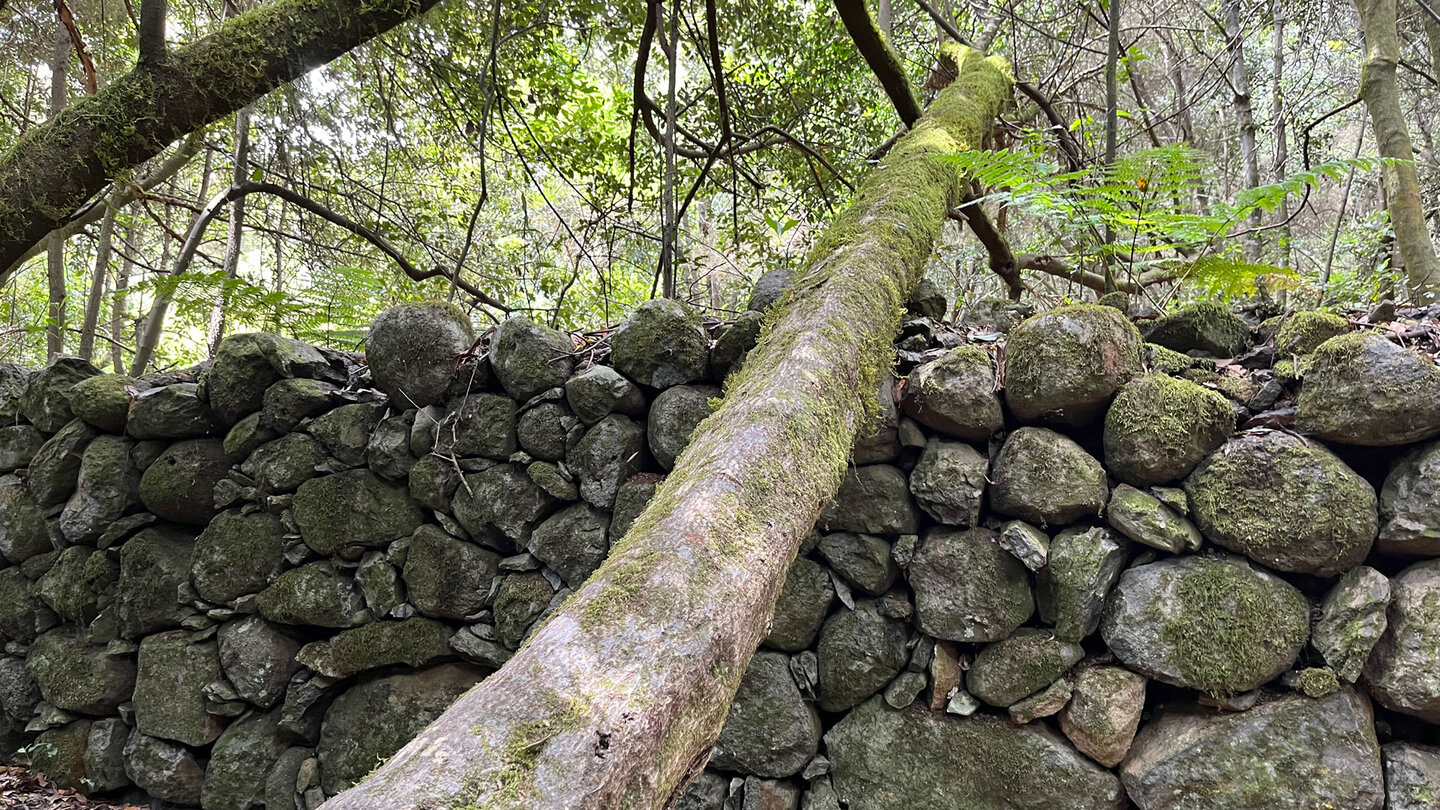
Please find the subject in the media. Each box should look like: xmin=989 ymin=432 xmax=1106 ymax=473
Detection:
xmin=0 ymin=765 xmax=141 ymax=810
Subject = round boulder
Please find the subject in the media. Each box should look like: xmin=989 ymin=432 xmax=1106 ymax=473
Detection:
xmin=366 ymin=302 xmax=475 ymax=408
xmin=1103 ymin=374 xmax=1233 ymax=486
xmin=991 ymin=427 xmax=1108 ymax=526
xmin=1379 ymin=438 xmax=1440 ymax=555
xmin=66 ymin=374 xmax=137 ymax=433
xmin=1297 ymin=332 xmax=1440 ymax=445
xmin=1004 ymin=304 xmax=1143 ymax=426
xmin=647 ymin=384 xmax=718 ymax=470
xmin=1141 ymin=300 xmax=1249 ymax=357
xmin=489 ymin=316 xmax=575 ymax=401
xmin=900 ymin=346 xmax=1004 ymax=442
xmin=1364 ymin=559 xmax=1440 ymax=722
xmin=609 ymin=299 xmax=709 ymax=389
xmin=137 ymin=439 xmax=237 ymax=526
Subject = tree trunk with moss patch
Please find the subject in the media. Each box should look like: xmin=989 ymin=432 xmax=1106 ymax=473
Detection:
xmin=0 ymin=0 xmax=440 ymax=285
xmin=320 ymin=44 xmax=1012 ymax=810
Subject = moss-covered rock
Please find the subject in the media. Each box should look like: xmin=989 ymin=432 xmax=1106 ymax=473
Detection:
xmin=402 ymin=525 xmax=500 ymax=620
xmin=204 ymin=332 xmax=338 ymax=425
xmin=900 ymin=346 xmax=1004 ymax=441
xmin=1120 ymin=688 xmax=1383 ymax=810
xmin=27 ymin=628 xmax=134 ymax=715
xmin=966 ymin=628 xmax=1083 ymax=707
xmin=66 ymin=374 xmax=136 ymax=433
xmin=851 ymin=375 xmax=901 ymax=465
xmin=32 ymin=719 xmax=91 ymax=791
xmin=910 ymin=527 xmax=1033 ymax=643
xmin=0 ymin=566 xmax=57 ymax=641
xmin=610 ymin=474 xmax=661 ymax=543
xmin=1004 ymin=304 xmax=1143 ymax=426
xmin=527 ymin=460 xmax=578 ymax=501
xmin=366 ymin=411 xmax=417 ymax=480
xmin=763 ymin=557 xmax=833 ymax=652
xmin=81 ymin=717 xmax=130 ymax=793
xmin=816 ymin=600 xmax=909 ymax=713
xmin=0 ymin=364 xmax=29 ymax=425
xmin=0 ymin=424 xmax=43 ymax=473
xmin=293 ymin=469 xmax=424 ymax=555
xmin=1183 ymin=430 xmax=1377 ymax=576
xmin=818 ymin=533 xmax=897 ymax=596
xmin=1143 ymin=342 xmax=1197 ymax=375
xmin=960 ymin=297 xmax=1035 ymax=333
xmin=1037 ymin=525 xmax=1128 ymax=641
xmin=1141 ymin=300 xmax=1250 ymax=357
xmin=1379 ymin=438 xmax=1440 ymax=556
xmin=366 ymin=303 xmax=475 ymax=408
xmin=37 ymin=546 xmax=116 ymax=625
xmin=711 ymin=650 xmax=821 ymax=778
xmin=516 ymin=401 xmax=575 ymax=462
xmin=1058 ymin=665 xmax=1146 ymax=768
xmin=26 ymin=418 xmax=98 ymax=506
xmin=564 ymin=365 xmax=646 ymax=425
xmin=818 ymin=464 xmax=919 ymax=535
xmin=1104 ymin=483 xmax=1201 ymax=553
xmin=710 ymin=308 xmax=764 ymax=378
xmin=305 ymin=401 xmax=383 ymax=466
xmin=526 ymin=502 xmax=610 ymax=588
xmin=1099 ymin=555 xmax=1309 ymax=695
xmin=122 ymin=730 xmax=204 ymax=805
xmin=1275 ymin=310 xmax=1349 ymax=356
xmin=1312 ymin=565 xmax=1390 ymax=683
xmin=133 ymin=630 xmax=224 ymax=746
xmin=137 ymin=438 xmax=237 ymax=525
xmin=990 ymin=427 xmax=1108 ymax=526
xmin=1297 ymin=332 xmax=1440 ymax=445
xmin=826 ymin=697 xmax=1125 ymax=810
xmin=201 ymin=709 xmax=290 ymax=810
xmin=492 ymin=572 xmax=553 ymax=648
xmin=191 ymin=510 xmax=285 ymax=604
xmin=223 ymin=411 xmax=277 ymax=457
xmin=0 ymin=477 xmax=51 ymax=563
xmin=407 ymin=453 xmax=461 ymax=510
xmin=1383 ymin=743 xmax=1440 ymax=810
xmin=908 ymin=437 xmax=987 ymax=527
xmin=489 ymin=315 xmax=575 ymax=401
xmin=1363 ymin=559 xmax=1440 ymax=722
xmin=217 ymin=615 xmax=301 ymax=709
xmin=1102 ymin=374 xmax=1233 ymax=486
xmin=20 ymin=357 xmax=102 ymax=432
xmin=453 ymin=463 xmax=557 ymax=544
xmin=296 ymin=618 xmax=452 ymax=679
xmin=115 ymin=526 xmax=194 ymax=638
xmin=436 ymin=392 xmax=517 ymax=460
xmin=58 ymin=435 xmax=140 ymax=545
xmin=261 ymin=377 xmax=339 ymax=433
xmin=257 ymin=562 xmax=366 ymax=628
xmin=609 ymin=298 xmax=710 ymax=388
xmin=647 ymin=384 xmax=718 ymax=470
xmin=241 ymin=431 xmax=327 ymax=493
xmin=125 ymin=383 xmax=220 ymax=439
xmin=569 ymin=414 xmax=646 ymax=509
xmin=746 ymin=267 xmax=792 ymax=312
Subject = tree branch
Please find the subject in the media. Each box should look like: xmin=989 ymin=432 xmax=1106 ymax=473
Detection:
xmin=137 ymin=0 xmax=167 ymax=67
xmin=833 ymin=0 xmax=923 ymax=127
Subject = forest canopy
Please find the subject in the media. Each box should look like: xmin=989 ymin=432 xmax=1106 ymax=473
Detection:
xmin=0 ymin=0 xmax=1437 ymax=369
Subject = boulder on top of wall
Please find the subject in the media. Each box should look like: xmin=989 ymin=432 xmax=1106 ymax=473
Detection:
xmin=292 ymin=469 xmax=424 ymax=555
xmin=133 ymin=630 xmax=224 ymax=747
xmin=1383 ymin=743 xmax=1440 ymax=810
xmin=453 ymin=463 xmax=557 ymax=544
xmin=711 ymin=651 xmax=821 ymax=779
xmin=123 ymin=730 xmax=205 ymax=806
xmin=1378 ymin=437 xmax=1440 ymax=556
xmin=201 ymin=709 xmax=290 ymax=810
xmin=900 ymin=346 xmax=1004 ymax=442
xmin=1102 ymin=374 xmax=1233 ymax=487
xmin=191 ymin=510 xmax=286 ymax=605
xmin=27 ymin=418 xmax=99 ymax=507
xmin=489 ymin=315 xmax=575 ymax=401
xmin=526 ymin=503 xmax=610 ymax=588
xmin=218 ymin=616 xmax=301 ymax=709
xmin=0 ymin=477 xmax=52 ymax=563
xmin=763 ymin=557 xmax=834 ymax=652
xmin=1364 ymin=559 xmax=1440 ymax=722
xmin=966 ymin=628 xmax=1084 ymax=708
xmin=826 ymin=697 xmax=1126 ymax=810
xmin=116 ymin=526 xmax=195 ymax=638
xmin=1275 ymin=310 xmax=1349 ymax=357
xmin=1312 ymin=565 xmax=1390 ymax=683
xmin=261 ymin=378 xmax=339 ymax=433
xmin=909 ymin=527 xmax=1033 ymax=643
xmin=66 ymin=374 xmax=137 ymax=433
xmin=746 ymin=267 xmax=792 ymax=312
xmin=710 ymin=309 xmax=764 ymax=378
xmin=1100 ymin=555 xmax=1309 ymax=695
xmin=366 ymin=303 xmax=475 ymax=409
xmin=316 ymin=663 xmax=483 ymax=795
xmin=204 ymin=333 xmax=339 ymax=425
xmin=58 ymin=435 xmax=141 ymax=545
xmin=906 ymin=277 xmax=948 ymax=320
xmin=1297 ymin=332 xmax=1440 ymax=445
xmin=816 ymin=600 xmax=909 ymax=713
xmin=257 ymin=562 xmax=367 ymax=628
xmin=126 ymin=383 xmax=219 ymax=439
xmin=242 ymin=431 xmax=327 ymax=493
xmin=403 ymin=525 xmax=500 ymax=620
xmin=609 ymin=299 xmax=709 ymax=388
xmin=990 ymin=427 xmax=1108 ymax=526
xmin=1059 ymin=665 xmax=1147 ymax=768
xmin=564 ymin=365 xmax=646 ymax=425
xmin=1183 ymin=430 xmax=1377 ymax=576
xmin=137 ymin=438 xmax=237 ymax=526
xmin=516 ymin=401 xmax=575 ymax=462
xmin=1037 ymin=525 xmax=1128 ymax=641
xmin=908 ymin=437 xmax=987 ymax=527
xmin=648 ymin=384 xmax=718 ymax=470
xmin=1003 ymin=304 xmax=1143 ymax=426
xmin=1141 ymin=300 xmax=1250 ymax=357
xmin=27 ymin=628 xmax=134 ymax=715
xmin=570 ymin=414 xmax=646 ymax=509
xmin=817 ymin=465 xmax=919 ymax=535
xmin=1119 ymin=687 xmax=1383 ymax=810
xmin=0 ymin=424 xmax=44 ymax=473
xmin=305 ymin=402 xmax=383 ymax=466
xmin=20 ymin=357 xmax=102 ymax=433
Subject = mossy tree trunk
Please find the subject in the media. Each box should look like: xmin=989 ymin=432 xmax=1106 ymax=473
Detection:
xmin=0 ymin=0 xmax=442 ymax=285
xmin=1354 ymin=0 xmax=1440 ymax=300
xmin=320 ymin=45 xmax=1013 ymax=810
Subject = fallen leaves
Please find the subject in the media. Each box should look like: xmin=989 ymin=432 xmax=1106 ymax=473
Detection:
xmin=0 ymin=764 xmax=143 ymax=810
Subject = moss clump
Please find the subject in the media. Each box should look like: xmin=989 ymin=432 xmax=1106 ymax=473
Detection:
xmin=1103 ymin=373 xmax=1233 ymax=486
xmin=299 ymin=618 xmax=452 ymax=678
xmin=1294 ymin=667 xmax=1341 ymax=698
xmin=1144 ymin=343 xmax=1196 ymax=375
xmin=1275 ymin=311 xmax=1349 ymax=357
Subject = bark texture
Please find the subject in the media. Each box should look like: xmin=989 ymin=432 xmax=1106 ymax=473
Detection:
xmin=1355 ymin=0 xmax=1440 ymax=298
xmin=321 ymin=44 xmax=1012 ymax=810
xmin=0 ymin=0 xmax=441 ymax=283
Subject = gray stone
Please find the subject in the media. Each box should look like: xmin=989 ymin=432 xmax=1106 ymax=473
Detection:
xmin=906 ymin=277 xmax=947 ymax=320
xmin=316 ymin=663 xmax=483 ymax=794
xmin=901 ymin=347 xmax=1005 ymax=442
xmin=0 ymin=656 xmax=39 ymax=721
xmin=32 ymin=719 xmax=92 ymax=790
xmin=817 ymin=465 xmax=918 ymax=535
xmin=407 ymin=454 xmax=461 ymax=510
xmin=826 ymin=697 xmax=1125 ymax=810
xmin=998 ymin=520 xmax=1049 ymax=571
xmin=242 ymin=432 xmax=327 ymax=493
xmin=1141 ymin=300 xmax=1249 ymax=357
xmin=743 ymin=778 xmax=801 ymax=810
xmin=1037 ymin=526 xmax=1129 ymax=641
xmin=367 ymin=303 xmax=475 ymax=408
xmin=908 ymin=437 xmax=986 ymax=527
xmin=1100 ymin=555 xmax=1309 ymax=695
xmin=1312 ymin=565 xmax=1390 ymax=682
xmin=492 ymin=573 xmax=553 ymax=648
xmin=817 ymin=533 xmax=896 ymax=596
xmin=1004 ymin=304 xmax=1143 ymax=427
xmin=58 ymin=435 xmax=140 ymax=545
xmin=674 ymin=771 xmax=728 ymax=810
xmin=403 ymin=526 xmax=500 ymax=620
xmin=967 ymin=628 xmax=1083 ymax=707
xmin=1364 ymin=559 xmax=1440 ymax=722
xmin=764 ymin=558 xmax=834 ymax=652
xmin=20 ymin=357 xmax=101 ymax=432
xmin=1120 ymin=688 xmax=1382 ymax=810
xmin=1378 ymin=438 xmax=1440 ymax=556
xmin=0 ymin=478 xmax=51 ymax=563
xmin=1183 ymin=430 xmax=1377 ymax=576
xmin=297 ymin=618 xmax=452 ymax=679
xmin=367 ymin=412 xmax=418 ymax=480
xmin=306 ymin=402 xmax=382 ymax=466
xmin=1007 ymin=677 xmax=1072 ymax=723
xmin=851 ymin=377 xmax=901 ymax=465
xmin=910 ymin=527 xmax=1033 ymax=643
xmin=26 ymin=418 xmax=98 ymax=506
xmin=610 ymin=299 xmax=710 ymax=388
xmin=261 ymin=378 xmax=339 ymax=433
xmin=66 ymin=374 xmax=137 ymax=433
xmin=1103 ymin=374 xmax=1234 ymax=486
xmin=126 ymin=383 xmax=219 ymax=439
xmin=564 ymin=365 xmax=646 ymax=424
xmin=489 ymin=316 xmax=575 ymax=401
xmin=517 ymin=401 xmax=574 ymax=461
xmin=960 ymin=297 xmax=1035 ymax=332
xmin=37 ymin=546 xmax=115 ymax=625
xmin=527 ymin=503 xmax=610 ymax=587
xmin=0 ymin=425 xmax=43 ymax=472
xmin=1105 ymin=484 xmax=1200 ymax=553
xmin=205 ymin=333 xmax=339 ymax=424
xmin=711 ymin=651 xmax=821 ymax=778
xmin=527 ymin=461 xmax=578 ymax=501
xmin=711 ymin=310 xmax=765 ymax=379
xmin=1297 ymin=333 xmax=1440 ymax=445
xmin=202 ymin=710 xmax=290 ymax=810
xmin=611 ymin=474 xmax=661 ymax=542
xmin=138 ymin=438 xmax=236 ymax=525
xmin=0 ymin=566 xmax=57 ymax=641
xmin=218 ymin=616 xmax=301 ymax=709
xmin=0 ymin=363 xmax=29 ymax=425
xmin=570 ymin=415 xmax=646 ymax=509
xmin=116 ymin=526 xmax=195 ymax=637
xmin=134 ymin=630 xmax=224 ymax=746
xmin=293 ymin=469 xmax=424 ymax=555
xmin=453 ymin=463 xmax=557 ymax=544
xmin=82 ymin=717 xmax=130 ymax=792
xmin=356 ymin=552 xmax=404 ymax=617
xmin=747 ymin=267 xmax=792 ymax=312
xmin=816 ymin=600 xmax=909 ymax=713
xmin=437 ymin=393 xmax=517 ymax=459
xmin=27 ymin=628 xmax=134 ymax=715
xmin=1383 ymin=743 xmax=1440 ymax=810
xmin=264 ymin=747 xmax=310 ymax=810
xmin=257 ymin=562 xmax=367 ymax=628
xmin=123 ymin=730 xmax=205 ymax=805
xmin=1059 ymin=665 xmax=1146 ymax=768
xmin=192 ymin=510 xmax=286 ymax=604
xmin=991 ymin=427 xmax=1108 ymax=526
xmin=648 ymin=384 xmax=718 ymax=470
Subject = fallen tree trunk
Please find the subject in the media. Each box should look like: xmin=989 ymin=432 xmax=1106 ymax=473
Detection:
xmin=321 ymin=44 xmax=1012 ymax=810
xmin=0 ymin=0 xmax=442 ymax=285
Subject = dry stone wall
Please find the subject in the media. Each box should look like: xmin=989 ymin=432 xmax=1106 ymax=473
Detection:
xmin=0 ymin=289 xmax=1439 ymax=810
